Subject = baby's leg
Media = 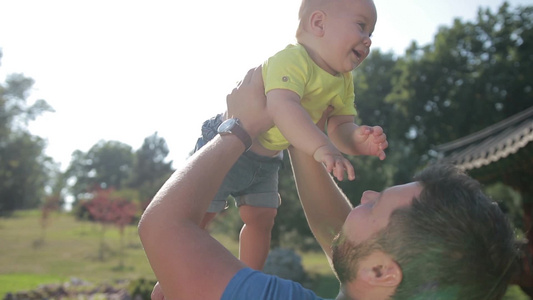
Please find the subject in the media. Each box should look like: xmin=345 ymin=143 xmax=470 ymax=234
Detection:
xmin=238 ymin=205 xmax=278 ymax=270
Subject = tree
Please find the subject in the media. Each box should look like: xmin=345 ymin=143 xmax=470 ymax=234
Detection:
xmin=66 ymin=140 xmax=134 ymax=203
xmin=340 ymin=2 xmax=533 ymax=190
xmin=128 ymin=132 xmax=173 ymax=202
xmin=385 ymin=2 xmax=532 ymax=172
xmin=111 ymin=197 xmax=137 ymax=268
xmin=67 ymin=134 xmax=173 ymax=211
xmin=0 ymin=50 xmax=54 ymax=215
xmin=35 ymin=193 xmax=61 ymax=246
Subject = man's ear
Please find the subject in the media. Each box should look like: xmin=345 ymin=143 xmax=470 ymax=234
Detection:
xmin=308 ymin=10 xmax=326 ymax=37
xmin=357 ymin=251 xmax=402 ymax=287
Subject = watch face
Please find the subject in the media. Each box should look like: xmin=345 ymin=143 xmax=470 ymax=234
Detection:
xmin=218 ymin=118 xmax=237 ymax=133
xmin=216 ymin=118 xmax=252 ymax=151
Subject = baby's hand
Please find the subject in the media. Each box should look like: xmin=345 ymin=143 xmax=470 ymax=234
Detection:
xmin=313 ymin=144 xmax=355 ymax=181
xmin=353 ymin=125 xmax=388 ymax=160
xmin=151 ymin=281 xmax=166 ymax=300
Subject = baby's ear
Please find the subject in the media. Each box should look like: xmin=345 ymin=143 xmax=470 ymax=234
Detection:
xmin=309 ymin=10 xmax=326 ymax=37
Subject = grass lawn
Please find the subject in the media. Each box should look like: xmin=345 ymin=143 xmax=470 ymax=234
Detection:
xmin=0 ymin=211 xmax=528 ymax=299
xmin=0 ymin=211 xmax=155 ymax=297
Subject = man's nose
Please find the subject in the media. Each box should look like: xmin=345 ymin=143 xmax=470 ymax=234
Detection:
xmin=360 ymin=190 xmax=378 ymax=204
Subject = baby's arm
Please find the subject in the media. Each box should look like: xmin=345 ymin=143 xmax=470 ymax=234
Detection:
xmin=327 ymin=115 xmax=388 ymax=160
xmin=266 ymin=89 xmax=355 ymax=181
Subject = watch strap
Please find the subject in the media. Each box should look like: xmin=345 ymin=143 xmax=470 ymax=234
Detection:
xmin=219 ymin=118 xmax=252 ymax=151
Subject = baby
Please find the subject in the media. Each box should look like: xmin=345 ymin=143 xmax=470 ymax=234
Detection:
xmin=194 ymin=0 xmax=386 ymax=271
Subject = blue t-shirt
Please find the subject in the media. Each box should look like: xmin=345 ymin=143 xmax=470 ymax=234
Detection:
xmin=222 ymin=267 xmax=328 ymax=300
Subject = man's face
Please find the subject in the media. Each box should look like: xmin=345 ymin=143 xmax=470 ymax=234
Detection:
xmin=331 ymin=182 xmax=422 ymax=284
xmin=343 ymin=182 xmax=422 ymax=247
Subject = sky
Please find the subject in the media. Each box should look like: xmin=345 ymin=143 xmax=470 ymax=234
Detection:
xmin=1 ymin=0 xmax=532 ymax=171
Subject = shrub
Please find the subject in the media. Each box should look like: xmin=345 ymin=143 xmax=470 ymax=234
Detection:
xmin=263 ymin=248 xmax=310 ymax=286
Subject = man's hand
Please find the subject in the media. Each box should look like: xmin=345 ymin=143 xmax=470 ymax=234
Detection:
xmin=226 ymin=66 xmax=273 ymax=139
xmin=313 ymin=144 xmax=355 ymax=181
xmin=352 ymin=125 xmax=388 ymax=160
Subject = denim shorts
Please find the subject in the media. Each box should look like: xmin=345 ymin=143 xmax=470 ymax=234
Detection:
xmin=195 ymin=114 xmax=283 ymax=213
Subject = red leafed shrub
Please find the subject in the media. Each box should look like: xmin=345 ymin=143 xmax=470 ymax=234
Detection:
xmin=85 ymin=188 xmax=137 ymax=227
xmin=84 ymin=188 xmax=138 ymax=263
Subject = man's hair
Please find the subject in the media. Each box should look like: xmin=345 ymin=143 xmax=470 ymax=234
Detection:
xmin=334 ymin=164 xmax=519 ymax=299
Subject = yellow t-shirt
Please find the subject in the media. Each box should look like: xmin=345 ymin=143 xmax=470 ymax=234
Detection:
xmin=259 ymin=44 xmax=357 ymax=151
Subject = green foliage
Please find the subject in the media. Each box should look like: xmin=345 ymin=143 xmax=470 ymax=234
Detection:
xmin=127 ymin=278 xmax=157 ymax=299
xmin=208 ymin=201 xmax=243 ymax=239
xmin=128 ymin=132 xmax=173 ymax=202
xmin=347 ymin=2 xmax=533 ymax=187
xmin=0 ymin=51 xmax=54 ymax=216
xmin=66 ymin=140 xmax=134 ymax=203
xmin=485 ymin=182 xmax=524 ymax=231
xmin=65 ymin=133 xmax=174 ymax=211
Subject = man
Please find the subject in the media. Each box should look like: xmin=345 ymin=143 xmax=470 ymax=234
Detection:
xmin=138 ymin=67 xmax=518 ymax=299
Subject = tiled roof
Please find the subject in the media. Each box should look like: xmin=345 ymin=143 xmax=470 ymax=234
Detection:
xmin=434 ymin=106 xmax=533 ymax=171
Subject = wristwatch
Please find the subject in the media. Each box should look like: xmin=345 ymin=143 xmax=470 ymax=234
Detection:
xmin=217 ymin=118 xmax=252 ymax=151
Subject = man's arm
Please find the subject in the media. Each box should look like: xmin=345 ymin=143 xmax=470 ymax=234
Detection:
xmin=139 ymin=134 xmax=247 ymax=299
xmin=138 ymin=68 xmax=270 ymax=300
xmin=288 ymin=146 xmax=353 ymax=261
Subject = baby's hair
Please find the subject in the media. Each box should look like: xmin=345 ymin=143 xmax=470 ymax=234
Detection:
xmin=296 ymin=0 xmax=350 ymax=38
xmin=296 ymin=0 xmax=311 ymax=38
xmin=298 ymin=0 xmax=313 ymax=21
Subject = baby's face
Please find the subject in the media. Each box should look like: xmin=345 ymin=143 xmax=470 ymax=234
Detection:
xmin=319 ymin=0 xmax=377 ymax=75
